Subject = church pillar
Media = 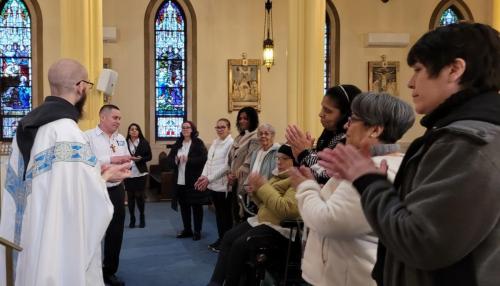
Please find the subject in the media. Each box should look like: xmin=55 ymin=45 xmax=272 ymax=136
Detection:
xmin=493 ymin=0 xmax=500 ymax=31
xmin=60 ymin=0 xmax=104 ymax=130
xmin=287 ymin=0 xmax=325 ymax=138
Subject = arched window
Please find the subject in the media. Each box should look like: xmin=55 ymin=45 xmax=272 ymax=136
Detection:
xmin=0 ymin=0 xmax=41 ymax=141
xmin=429 ymin=0 xmax=473 ymax=29
xmin=324 ymin=0 xmax=339 ymax=92
xmin=146 ymin=0 xmax=195 ymax=141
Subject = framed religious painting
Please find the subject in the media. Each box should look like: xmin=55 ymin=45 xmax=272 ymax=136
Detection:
xmin=228 ymin=54 xmax=261 ymax=112
xmin=103 ymin=57 xmax=112 ymax=69
xmin=368 ymin=55 xmax=400 ymax=96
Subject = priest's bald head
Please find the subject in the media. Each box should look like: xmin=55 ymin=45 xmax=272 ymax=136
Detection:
xmin=48 ymin=58 xmax=92 ymax=118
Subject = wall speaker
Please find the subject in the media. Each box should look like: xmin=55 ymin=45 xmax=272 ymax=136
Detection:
xmin=96 ymin=69 xmax=118 ymax=96
xmin=103 ymin=26 xmax=117 ymax=43
xmin=366 ymin=33 xmax=410 ymax=47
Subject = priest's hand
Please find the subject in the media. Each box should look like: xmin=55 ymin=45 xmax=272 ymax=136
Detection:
xmin=101 ymin=162 xmax=132 ymax=182
xmin=110 ymin=155 xmax=133 ymax=164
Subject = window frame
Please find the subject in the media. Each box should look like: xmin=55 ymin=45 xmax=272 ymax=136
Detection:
xmin=144 ymin=0 xmax=196 ymax=143
xmin=429 ymin=0 xmax=473 ymax=29
xmin=0 ymin=0 xmax=42 ymax=142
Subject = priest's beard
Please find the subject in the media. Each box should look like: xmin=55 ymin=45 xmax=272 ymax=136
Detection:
xmin=75 ymin=90 xmax=87 ymax=119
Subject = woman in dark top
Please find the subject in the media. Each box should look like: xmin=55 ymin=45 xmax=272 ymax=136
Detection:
xmin=285 ymin=84 xmax=361 ymax=184
xmin=167 ymin=121 xmax=208 ymax=240
xmin=124 ymin=123 xmax=152 ymax=228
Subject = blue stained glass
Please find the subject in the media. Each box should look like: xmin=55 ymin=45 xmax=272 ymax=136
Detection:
xmin=157 ymin=116 xmax=183 ymax=138
xmin=156 ymin=60 xmax=185 ymax=87
xmin=155 ymin=1 xmax=184 ymax=31
xmin=1 ymin=0 xmax=33 ymax=140
xmin=440 ymin=8 xmax=460 ymax=26
xmin=155 ymin=31 xmax=185 ymax=59
xmin=156 ymin=87 xmax=184 ymax=115
xmin=2 ymin=116 xmax=19 ymax=138
xmin=155 ymin=0 xmax=186 ymax=140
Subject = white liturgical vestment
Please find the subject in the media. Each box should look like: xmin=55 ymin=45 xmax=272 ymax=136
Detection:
xmin=0 ymin=118 xmax=113 ymax=286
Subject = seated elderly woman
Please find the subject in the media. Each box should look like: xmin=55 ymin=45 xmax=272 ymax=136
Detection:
xmin=290 ymin=92 xmax=415 ymax=286
xmin=244 ymin=123 xmax=280 ymax=181
xmin=208 ymin=144 xmax=301 ymax=286
xmin=241 ymin=123 xmax=280 ymax=214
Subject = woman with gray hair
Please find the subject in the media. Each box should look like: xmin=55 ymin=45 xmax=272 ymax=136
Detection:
xmin=290 ymin=92 xmax=414 ymax=286
xmin=241 ymin=123 xmax=280 ymax=215
xmin=245 ymin=124 xmax=280 ymax=181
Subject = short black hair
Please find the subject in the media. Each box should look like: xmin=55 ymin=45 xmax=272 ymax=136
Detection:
xmin=325 ymin=84 xmax=362 ymax=131
xmin=407 ymin=22 xmax=500 ymax=92
xmin=99 ymin=104 xmax=120 ymax=115
xmin=236 ymin=106 xmax=259 ymax=135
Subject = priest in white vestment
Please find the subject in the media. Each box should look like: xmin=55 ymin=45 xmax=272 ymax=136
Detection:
xmin=0 ymin=59 xmax=128 ymax=286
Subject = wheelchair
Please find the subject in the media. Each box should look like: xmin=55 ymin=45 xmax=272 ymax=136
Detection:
xmin=237 ymin=194 xmax=306 ymax=286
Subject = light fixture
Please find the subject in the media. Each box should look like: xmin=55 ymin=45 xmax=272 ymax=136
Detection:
xmin=262 ymin=0 xmax=274 ymax=71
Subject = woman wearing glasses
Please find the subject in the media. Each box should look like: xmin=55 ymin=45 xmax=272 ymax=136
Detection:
xmin=291 ymin=92 xmax=415 ymax=286
xmin=208 ymin=145 xmax=300 ymax=286
xmin=167 ymin=121 xmax=208 ymax=241
xmin=194 ymin=119 xmax=234 ymax=251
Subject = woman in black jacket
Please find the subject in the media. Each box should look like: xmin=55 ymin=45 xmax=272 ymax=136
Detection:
xmin=124 ymin=123 xmax=152 ymax=228
xmin=167 ymin=121 xmax=208 ymax=240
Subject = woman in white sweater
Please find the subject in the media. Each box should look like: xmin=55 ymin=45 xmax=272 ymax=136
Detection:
xmin=195 ymin=118 xmax=234 ymax=252
xmin=290 ymin=92 xmax=415 ymax=286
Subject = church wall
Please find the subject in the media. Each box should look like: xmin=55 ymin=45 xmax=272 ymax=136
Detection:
xmin=332 ymin=0 xmax=492 ymax=144
xmin=101 ymin=0 xmax=290 ymax=148
xmin=34 ymin=0 xmax=492 ymax=149
xmin=37 ymin=0 xmax=61 ymax=98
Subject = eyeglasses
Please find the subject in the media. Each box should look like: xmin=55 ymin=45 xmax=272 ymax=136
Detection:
xmin=76 ymin=80 xmax=94 ymax=89
xmin=275 ymin=155 xmax=292 ymax=161
xmin=214 ymin=126 xmax=227 ymax=130
xmin=258 ymin=131 xmax=273 ymax=137
xmin=347 ymin=115 xmax=364 ymax=126
xmin=181 ymin=126 xmax=192 ymax=130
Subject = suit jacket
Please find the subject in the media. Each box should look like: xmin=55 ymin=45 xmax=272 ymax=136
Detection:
xmin=128 ymin=138 xmax=152 ymax=173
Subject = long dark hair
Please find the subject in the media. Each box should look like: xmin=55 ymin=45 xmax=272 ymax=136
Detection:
xmin=126 ymin=123 xmax=145 ymax=142
xmin=174 ymin=120 xmax=199 ymax=146
xmin=324 ymin=84 xmax=362 ymax=131
xmin=236 ymin=106 xmax=259 ymax=135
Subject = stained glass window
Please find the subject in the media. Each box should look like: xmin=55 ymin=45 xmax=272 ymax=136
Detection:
xmin=0 ymin=0 xmax=32 ymax=140
xmin=155 ymin=0 xmax=186 ymax=140
xmin=440 ymin=7 xmax=460 ymax=26
xmin=324 ymin=13 xmax=331 ymax=93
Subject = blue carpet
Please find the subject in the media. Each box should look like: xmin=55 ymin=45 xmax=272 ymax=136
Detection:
xmin=117 ymin=202 xmax=218 ymax=286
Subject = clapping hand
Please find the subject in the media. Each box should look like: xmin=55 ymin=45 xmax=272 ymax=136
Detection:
xmin=285 ymin=124 xmax=315 ymax=159
xmin=289 ymin=166 xmax=314 ymax=188
xmin=110 ymin=155 xmax=133 ymax=164
xmin=318 ymin=144 xmax=388 ymax=182
xmin=177 ymin=154 xmax=187 ymax=164
xmin=101 ymin=162 xmax=132 ymax=182
xmin=247 ymin=172 xmax=266 ymax=193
